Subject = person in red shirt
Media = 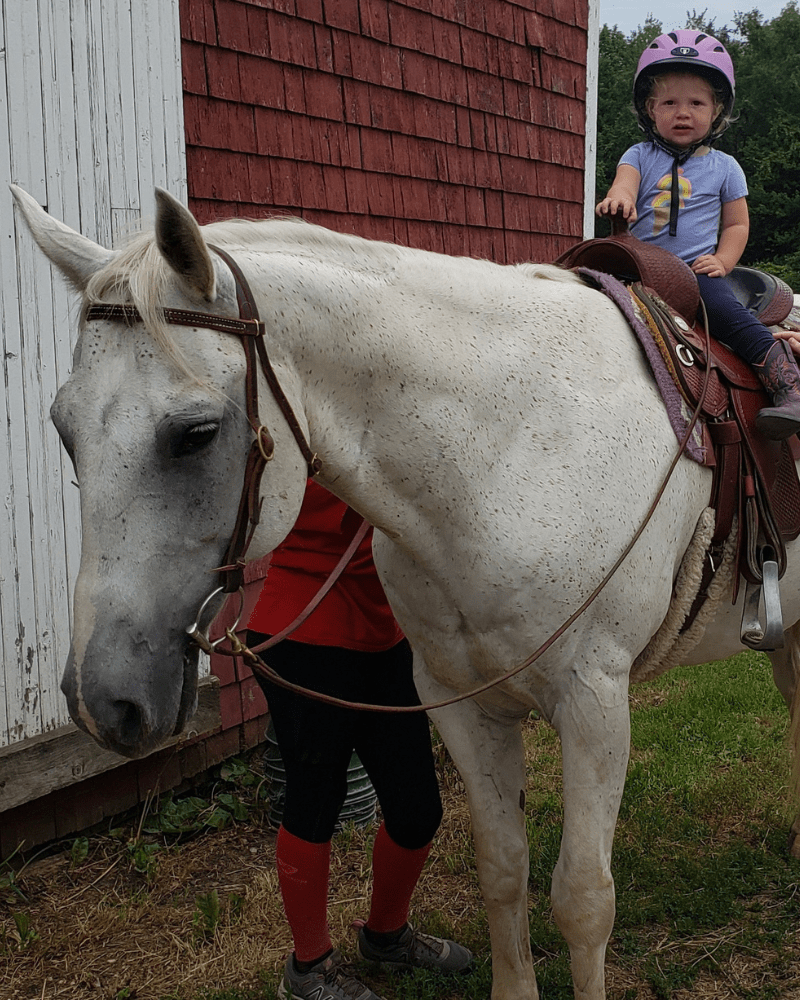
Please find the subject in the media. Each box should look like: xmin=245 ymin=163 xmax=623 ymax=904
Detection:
xmin=247 ymin=479 xmax=471 ymax=1000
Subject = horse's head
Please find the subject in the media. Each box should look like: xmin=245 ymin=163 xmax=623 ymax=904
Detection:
xmin=11 ymin=186 xmax=306 ymax=757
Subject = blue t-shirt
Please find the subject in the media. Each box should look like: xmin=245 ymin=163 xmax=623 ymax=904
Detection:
xmin=618 ymin=142 xmax=748 ymax=265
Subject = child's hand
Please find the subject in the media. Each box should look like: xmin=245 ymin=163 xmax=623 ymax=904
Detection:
xmin=691 ymin=254 xmax=728 ymax=278
xmin=772 ymin=329 xmax=800 ymax=358
xmin=595 ymin=196 xmax=637 ymax=222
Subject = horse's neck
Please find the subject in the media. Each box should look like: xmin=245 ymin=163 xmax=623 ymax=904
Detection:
xmin=264 ymin=276 xmax=463 ymax=541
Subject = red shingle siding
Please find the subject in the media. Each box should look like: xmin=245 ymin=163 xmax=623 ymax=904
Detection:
xmin=181 ymin=0 xmax=588 ymax=261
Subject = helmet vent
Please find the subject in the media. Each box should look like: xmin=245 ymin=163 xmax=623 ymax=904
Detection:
xmin=695 ymin=33 xmax=708 ymax=42
xmin=668 ymin=32 xmax=678 ymax=42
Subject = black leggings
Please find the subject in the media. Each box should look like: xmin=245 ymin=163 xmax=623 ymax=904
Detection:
xmin=248 ymin=635 xmax=443 ymax=848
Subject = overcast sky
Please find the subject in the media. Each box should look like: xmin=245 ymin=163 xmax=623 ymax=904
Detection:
xmin=598 ymin=0 xmax=793 ymax=35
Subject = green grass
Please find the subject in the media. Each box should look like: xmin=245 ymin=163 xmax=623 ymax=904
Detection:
xmin=519 ymin=651 xmax=800 ymax=999
xmin=6 ymin=653 xmax=789 ymax=1000
xmin=187 ymin=651 xmax=800 ymax=1000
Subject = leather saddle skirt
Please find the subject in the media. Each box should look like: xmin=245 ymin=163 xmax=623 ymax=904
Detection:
xmin=553 ymin=221 xmax=800 ymax=601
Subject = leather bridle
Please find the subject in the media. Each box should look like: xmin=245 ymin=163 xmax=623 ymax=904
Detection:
xmin=85 ymin=244 xmax=321 ymax=601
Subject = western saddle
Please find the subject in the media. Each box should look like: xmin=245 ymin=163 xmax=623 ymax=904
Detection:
xmin=554 ymin=216 xmax=800 ymax=651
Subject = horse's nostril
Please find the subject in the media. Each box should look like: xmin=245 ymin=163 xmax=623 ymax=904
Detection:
xmin=111 ymin=700 xmax=148 ymax=749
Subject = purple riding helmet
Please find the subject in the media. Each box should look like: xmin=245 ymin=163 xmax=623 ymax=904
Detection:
xmin=633 ymin=29 xmax=736 ymax=152
xmin=632 ymin=29 xmax=736 ymax=236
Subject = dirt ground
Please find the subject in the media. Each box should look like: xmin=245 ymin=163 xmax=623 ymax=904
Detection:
xmin=0 ymin=746 xmax=481 ymax=1000
xmin=4 ymin=723 xmax=800 ymax=1000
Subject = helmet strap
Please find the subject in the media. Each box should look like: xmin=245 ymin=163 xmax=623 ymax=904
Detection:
xmin=669 ymin=158 xmax=682 ymax=238
xmin=643 ymin=122 xmax=727 ymax=238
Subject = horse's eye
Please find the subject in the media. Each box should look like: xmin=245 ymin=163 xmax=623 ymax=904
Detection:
xmin=173 ymin=422 xmax=220 ymax=457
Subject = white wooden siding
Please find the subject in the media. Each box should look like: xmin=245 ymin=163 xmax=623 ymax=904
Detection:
xmin=0 ymin=0 xmax=187 ymax=749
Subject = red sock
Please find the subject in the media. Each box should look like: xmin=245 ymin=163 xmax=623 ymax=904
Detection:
xmin=366 ymin=823 xmax=432 ymax=934
xmin=276 ymin=825 xmax=333 ymax=962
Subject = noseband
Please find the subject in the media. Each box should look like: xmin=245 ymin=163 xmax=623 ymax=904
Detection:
xmin=85 ymin=244 xmax=320 ymax=603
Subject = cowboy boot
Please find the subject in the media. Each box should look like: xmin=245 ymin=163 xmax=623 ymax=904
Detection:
xmin=755 ymin=340 xmax=800 ymax=440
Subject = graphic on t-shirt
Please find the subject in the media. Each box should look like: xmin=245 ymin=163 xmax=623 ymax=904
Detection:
xmin=651 ymin=168 xmax=691 ymax=235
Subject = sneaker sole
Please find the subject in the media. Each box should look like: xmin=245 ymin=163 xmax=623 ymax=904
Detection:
xmin=359 ymin=950 xmax=471 ymax=974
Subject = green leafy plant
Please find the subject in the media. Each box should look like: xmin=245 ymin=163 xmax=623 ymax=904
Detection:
xmin=8 ymin=911 xmax=38 ymax=950
xmin=70 ymin=836 xmax=90 ymax=868
xmin=115 ymin=754 xmax=268 ymax=882
xmin=126 ymin=838 xmax=161 ymax=879
xmin=192 ymin=889 xmax=223 ymax=941
xmin=141 ymin=757 xmax=267 ymax=840
xmin=0 ymin=865 xmax=26 ymax=907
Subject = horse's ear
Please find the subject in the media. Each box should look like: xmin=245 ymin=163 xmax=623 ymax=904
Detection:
xmin=10 ymin=184 xmax=112 ymax=290
xmin=154 ymin=188 xmax=216 ymax=302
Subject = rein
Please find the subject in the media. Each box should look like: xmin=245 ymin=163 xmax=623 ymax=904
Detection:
xmin=232 ymin=329 xmax=711 ymax=713
xmin=87 ymin=245 xmax=713 ymax=715
xmin=216 ymin=316 xmax=714 ymax=715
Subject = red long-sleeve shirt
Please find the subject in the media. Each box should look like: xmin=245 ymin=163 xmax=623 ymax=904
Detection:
xmin=247 ymin=479 xmax=403 ymax=651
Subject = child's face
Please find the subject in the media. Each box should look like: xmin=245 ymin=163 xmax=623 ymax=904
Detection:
xmin=647 ymin=73 xmax=719 ymax=148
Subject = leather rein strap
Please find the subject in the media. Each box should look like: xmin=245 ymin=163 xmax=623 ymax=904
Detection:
xmin=85 ymin=246 xmax=713 ymax=715
xmin=84 ymin=244 xmax=321 ymax=594
xmin=244 ymin=517 xmax=371 ymax=655
xmin=233 ymin=311 xmax=714 ymax=715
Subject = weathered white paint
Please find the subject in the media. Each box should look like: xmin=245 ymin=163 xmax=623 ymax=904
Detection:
xmin=0 ymin=0 xmax=187 ymax=749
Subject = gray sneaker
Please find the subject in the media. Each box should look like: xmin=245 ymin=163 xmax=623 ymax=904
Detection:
xmin=357 ymin=924 xmax=472 ymax=973
xmin=278 ymin=949 xmax=386 ymax=1000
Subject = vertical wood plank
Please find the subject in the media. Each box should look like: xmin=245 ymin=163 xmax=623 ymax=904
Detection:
xmin=29 ymin=0 xmax=85 ymax=734
xmin=73 ymin=0 xmax=113 ymax=246
xmin=160 ymin=0 xmax=189 ymax=200
xmin=0 ymin=0 xmax=188 ymax=749
xmin=0 ymin=11 xmax=24 ymax=747
xmin=3 ymin=0 xmax=50 ymax=743
xmin=99 ymin=0 xmax=140 ymax=217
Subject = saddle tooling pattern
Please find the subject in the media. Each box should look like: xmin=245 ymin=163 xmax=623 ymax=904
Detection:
xmin=577 ymin=265 xmax=800 ymax=612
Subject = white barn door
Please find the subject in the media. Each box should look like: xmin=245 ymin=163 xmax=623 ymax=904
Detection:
xmin=0 ymin=0 xmax=186 ymax=749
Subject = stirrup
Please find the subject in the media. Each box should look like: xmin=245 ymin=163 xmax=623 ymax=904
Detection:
xmin=741 ymin=549 xmax=784 ymax=650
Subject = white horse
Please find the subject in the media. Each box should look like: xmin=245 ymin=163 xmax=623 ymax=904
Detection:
xmin=11 ymin=184 xmax=800 ymax=1000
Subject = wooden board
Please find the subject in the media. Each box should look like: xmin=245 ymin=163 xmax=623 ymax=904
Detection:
xmin=0 ymin=677 xmax=221 ymax=813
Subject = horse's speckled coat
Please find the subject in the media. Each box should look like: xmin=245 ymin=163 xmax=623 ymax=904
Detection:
xmin=11 ymin=185 xmax=800 ymax=1000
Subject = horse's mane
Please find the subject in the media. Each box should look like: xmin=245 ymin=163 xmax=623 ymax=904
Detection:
xmin=82 ymin=214 xmax=582 ymax=374
xmin=203 ymin=216 xmax=403 ymax=274
xmin=85 ymin=215 xmax=398 ymax=321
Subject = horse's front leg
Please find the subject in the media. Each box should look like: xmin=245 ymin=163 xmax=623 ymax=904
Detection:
xmin=427 ymin=696 xmax=539 ymax=1000
xmin=767 ymin=617 xmax=800 ymax=858
xmin=550 ymin=663 xmax=631 ymax=1000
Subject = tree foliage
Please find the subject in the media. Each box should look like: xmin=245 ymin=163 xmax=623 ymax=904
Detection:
xmin=596 ymin=3 xmax=800 ymax=287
